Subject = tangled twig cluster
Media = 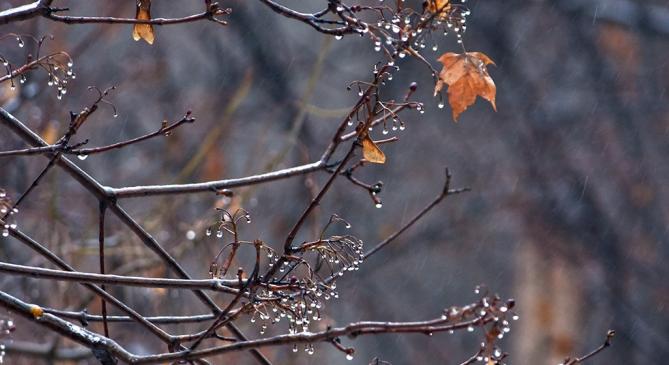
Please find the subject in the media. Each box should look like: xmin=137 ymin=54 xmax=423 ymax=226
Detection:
xmin=0 ymin=1 xmax=614 ymax=364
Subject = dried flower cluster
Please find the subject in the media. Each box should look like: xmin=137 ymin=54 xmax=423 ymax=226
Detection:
xmin=0 ymin=34 xmax=75 ymax=99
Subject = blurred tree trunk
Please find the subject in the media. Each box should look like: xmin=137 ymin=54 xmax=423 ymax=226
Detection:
xmin=515 ymin=241 xmax=582 ymax=364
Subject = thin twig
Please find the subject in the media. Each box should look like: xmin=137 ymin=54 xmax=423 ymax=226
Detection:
xmin=190 ymin=244 xmax=262 ymax=350
xmin=0 ymin=108 xmax=273 ymax=365
xmin=563 ymin=330 xmax=616 ymax=364
xmin=0 ymin=0 xmax=230 ymax=26
xmin=108 ymin=161 xmax=325 ymax=198
xmin=98 ymin=200 xmax=109 ymax=338
xmin=45 ymin=12 xmax=226 ymax=26
xmin=72 ymin=113 xmax=195 ymax=155
xmin=42 ymin=308 xmax=217 ymax=324
xmin=364 ymin=168 xmax=469 ymax=259
xmin=0 ymin=289 xmax=494 ymax=365
xmin=136 ymin=311 xmax=493 ymax=364
xmin=0 ymin=112 xmax=194 ymax=158
xmin=256 ymin=0 xmax=359 ymax=35
xmin=0 ymin=224 xmax=173 ymax=343
xmin=0 ymin=261 xmax=241 ymax=293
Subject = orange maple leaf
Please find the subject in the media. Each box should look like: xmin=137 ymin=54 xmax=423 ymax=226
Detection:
xmin=426 ymin=0 xmax=451 ymax=17
xmin=434 ymin=52 xmax=496 ymax=121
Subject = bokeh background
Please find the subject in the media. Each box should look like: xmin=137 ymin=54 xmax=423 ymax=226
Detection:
xmin=1 ymin=0 xmax=668 ymax=364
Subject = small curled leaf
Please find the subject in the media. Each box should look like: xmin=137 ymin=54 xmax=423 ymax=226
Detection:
xmin=426 ymin=0 xmax=451 ymax=17
xmin=133 ymin=0 xmax=155 ymax=45
xmin=361 ymin=135 xmax=386 ymax=164
xmin=30 ymin=304 xmax=44 ymax=319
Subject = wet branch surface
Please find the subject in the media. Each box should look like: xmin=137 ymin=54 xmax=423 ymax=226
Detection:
xmin=0 ymin=1 xmax=620 ymax=364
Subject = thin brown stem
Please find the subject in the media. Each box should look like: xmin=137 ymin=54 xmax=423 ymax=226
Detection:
xmin=564 ymin=330 xmax=616 ymax=364
xmin=0 ymin=223 xmax=173 ymax=343
xmin=0 ymin=1 xmax=229 ymax=26
xmin=0 ymin=261 xmax=240 ymax=293
xmin=42 ymin=308 xmax=217 ymax=324
xmin=256 ymin=0 xmax=360 ymax=35
xmin=136 ymin=312 xmax=492 ymax=364
xmin=98 ymin=200 xmax=109 ymax=338
xmin=191 ymin=244 xmax=262 ymax=350
xmin=72 ymin=113 xmax=195 ymax=155
xmin=109 ymin=160 xmax=325 ymax=198
xmin=0 ymin=289 xmax=495 ymax=364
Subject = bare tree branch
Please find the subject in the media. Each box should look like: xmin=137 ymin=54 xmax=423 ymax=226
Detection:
xmin=0 ymin=0 xmax=52 ymax=25
xmin=0 ymin=107 xmax=272 ymax=365
xmin=0 ymin=223 xmax=173 ymax=342
xmin=0 ymin=0 xmax=230 ymax=27
xmin=109 ymin=160 xmax=326 ymax=198
xmin=563 ymin=330 xmax=616 ymax=365
xmin=0 ymin=289 xmax=500 ymax=364
xmin=0 ymin=261 xmax=241 ymax=293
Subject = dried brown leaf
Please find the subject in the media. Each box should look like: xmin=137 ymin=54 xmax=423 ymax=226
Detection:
xmin=362 ymin=134 xmax=386 ymax=164
xmin=434 ymin=52 xmax=496 ymax=121
xmin=133 ymin=0 xmax=155 ymax=45
xmin=426 ymin=0 xmax=451 ymax=16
